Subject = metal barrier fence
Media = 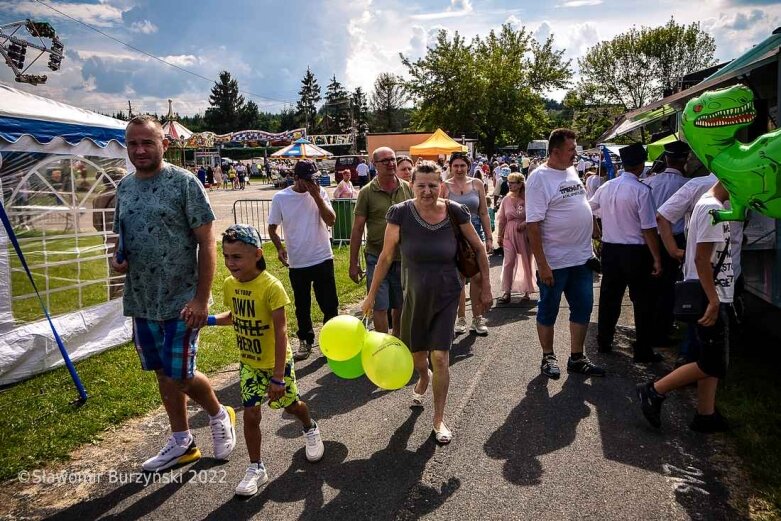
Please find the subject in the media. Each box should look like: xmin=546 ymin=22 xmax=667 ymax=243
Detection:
xmin=232 ymin=199 xmax=364 ymax=245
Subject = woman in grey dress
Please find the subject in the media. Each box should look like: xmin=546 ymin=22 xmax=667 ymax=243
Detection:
xmin=361 ymin=161 xmax=492 ymax=443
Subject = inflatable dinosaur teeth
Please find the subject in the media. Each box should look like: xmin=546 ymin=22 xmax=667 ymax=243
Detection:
xmin=682 ymin=84 xmax=781 ymax=223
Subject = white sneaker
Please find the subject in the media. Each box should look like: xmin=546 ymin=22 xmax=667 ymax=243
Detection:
xmin=294 ymin=339 xmax=313 ymax=361
xmin=235 ymin=463 xmax=268 ymax=496
xmin=470 ymin=316 xmax=488 ymax=336
xmin=454 ymin=316 xmax=468 ymax=334
xmin=142 ymin=436 xmax=201 ymax=472
xmin=304 ymin=422 xmax=325 ymax=462
xmin=210 ymin=405 xmax=237 ymax=460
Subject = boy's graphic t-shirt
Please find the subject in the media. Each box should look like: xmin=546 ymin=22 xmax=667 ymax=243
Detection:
xmin=223 ymin=271 xmax=292 ymax=369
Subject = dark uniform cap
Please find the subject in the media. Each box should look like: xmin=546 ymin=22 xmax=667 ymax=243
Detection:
xmin=663 ymin=140 xmax=691 ymax=159
xmin=618 ymin=143 xmax=647 ymax=168
xmin=294 ymin=160 xmax=318 ymax=179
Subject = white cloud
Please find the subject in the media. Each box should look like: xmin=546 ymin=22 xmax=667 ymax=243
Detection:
xmin=0 ymin=1 xmax=123 ymax=27
xmin=410 ymin=0 xmax=474 ymax=20
xmin=559 ymin=0 xmax=604 ymax=6
xmin=159 ymin=55 xmax=199 ymax=67
xmin=130 ymin=20 xmax=158 ymax=34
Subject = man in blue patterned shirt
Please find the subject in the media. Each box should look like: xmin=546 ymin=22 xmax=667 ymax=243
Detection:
xmin=111 ymin=115 xmax=237 ymax=472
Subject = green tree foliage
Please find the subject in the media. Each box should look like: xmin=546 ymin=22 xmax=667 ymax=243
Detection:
xmin=560 ymin=86 xmax=626 ymax=148
xmin=578 ymin=18 xmax=717 ymax=110
xmin=322 ymin=75 xmax=352 ymax=134
xmin=401 ymin=24 xmax=571 ymax=154
xmin=279 ymin=106 xmax=298 ymax=131
xmin=370 ymin=72 xmax=407 ymax=132
xmin=204 ymin=71 xmax=246 ymax=134
xmin=295 ymin=67 xmax=321 ymax=131
xmin=352 ymin=86 xmax=370 ymax=151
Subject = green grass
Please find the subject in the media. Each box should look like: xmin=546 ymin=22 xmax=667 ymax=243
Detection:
xmin=0 ymin=242 xmax=365 ymax=481
xmin=718 ymin=346 xmax=781 ymax=518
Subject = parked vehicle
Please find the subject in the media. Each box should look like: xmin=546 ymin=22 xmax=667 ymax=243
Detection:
xmin=333 ymin=154 xmax=368 ymax=182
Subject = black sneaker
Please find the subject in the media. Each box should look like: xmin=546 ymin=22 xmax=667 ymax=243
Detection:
xmin=541 ymin=354 xmax=561 ymax=380
xmin=636 ymin=382 xmax=665 ymax=428
xmin=690 ymin=410 xmax=730 ymax=433
xmin=567 ymin=355 xmax=606 ymax=377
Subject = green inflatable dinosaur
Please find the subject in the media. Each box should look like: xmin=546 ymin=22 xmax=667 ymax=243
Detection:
xmin=681 ymin=84 xmax=781 ymax=222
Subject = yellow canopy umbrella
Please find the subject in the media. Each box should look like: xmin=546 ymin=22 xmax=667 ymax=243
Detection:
xmin=409 ymin=129 xmax=467 ymax=156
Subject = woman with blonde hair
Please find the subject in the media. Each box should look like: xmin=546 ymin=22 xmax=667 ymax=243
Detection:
xmin=497 ymin=172 xmax=537 ymax=303
xmin=361 ymin=160 xmax=492 ymax=443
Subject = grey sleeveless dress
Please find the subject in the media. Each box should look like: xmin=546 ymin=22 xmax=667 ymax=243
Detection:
xmin=386 ymin=200 xmax=469 ymax=351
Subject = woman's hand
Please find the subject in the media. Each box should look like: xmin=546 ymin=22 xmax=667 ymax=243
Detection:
xmin=485 ymin=237 xmax=493 ymax=254
xmin=517 ymin=222 xmax=527 ymax=233
xmin=360 ymin=295 xmax=375 ymax=317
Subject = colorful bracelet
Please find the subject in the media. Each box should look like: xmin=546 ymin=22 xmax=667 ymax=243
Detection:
xmin=270 ymin=378 xmax=285 ymax=386
xmin=207 ymin=315 xmax=217 ymax=326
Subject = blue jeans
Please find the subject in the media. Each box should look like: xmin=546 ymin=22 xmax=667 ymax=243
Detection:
xmin=536 ymin=263 xmax=594 ymax=326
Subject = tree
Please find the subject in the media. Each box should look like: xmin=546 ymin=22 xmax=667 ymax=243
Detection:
xmin=370 ymin=72 xmax=407 ymax=132
xmin=321 ymin=75 xmax=352 ymax=134
xmin=401 ymin=23 xmax=571 ymax=154
xmin=352 ymin=86 xmax=370 ymax=151
xmin=295 ymin=67 xmax=321 ymax=132
xmin=560 ymin=86 xmax=625 ymax=148
xmin=279 ymin=106 xmax=298 ymax=131
xmin=578 ymin=18 xmax=716 ymax=111
xmin=204 ymin=70 xmax=246 ymax=134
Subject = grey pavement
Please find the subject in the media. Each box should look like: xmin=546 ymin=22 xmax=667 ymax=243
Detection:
xmin=15 ymin=252 xmax=745 ymax=521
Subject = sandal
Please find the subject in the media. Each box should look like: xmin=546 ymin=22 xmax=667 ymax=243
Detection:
xmin=412 ymin=370 xmax=432 ymax=406
xmin=520 ymin=294 xmax=531 ymax=302
xmin=498 ymin=293 xmax=511 ymax=304
xmin=433 ymin=422 xmax=453 ymax=444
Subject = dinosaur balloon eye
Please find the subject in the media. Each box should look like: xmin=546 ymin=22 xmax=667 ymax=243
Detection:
xmin=694 ymin=104 xmax=703 ymax=113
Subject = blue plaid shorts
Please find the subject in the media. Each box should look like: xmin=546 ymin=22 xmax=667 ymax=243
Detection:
xmin=133 ymin=318 xmax=198 ymax=380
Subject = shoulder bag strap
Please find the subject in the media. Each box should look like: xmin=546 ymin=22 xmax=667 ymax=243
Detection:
xmin=711 ymin=237 xmax=731 ymax=282
xmin=446 ymin=201 xmax=462 ymax=239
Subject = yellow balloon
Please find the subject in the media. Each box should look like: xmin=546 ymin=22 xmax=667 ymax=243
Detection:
xmin=361 ymin=331 xmax=414 ymax=390
xmin=319 ymin=315 xmax=366 ymax=361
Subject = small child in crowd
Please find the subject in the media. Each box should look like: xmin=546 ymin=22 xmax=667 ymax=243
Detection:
xmin=212 ymin=224 xmax=324 ymax=496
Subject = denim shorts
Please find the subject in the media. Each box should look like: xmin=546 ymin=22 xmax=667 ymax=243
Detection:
xmin=365 ymin=252 xmax=403 ymax=311
xmin=133 ymin=318 xmax=198 ymax=380
xmin=536 ymin=263 xmax=594 ymax=326
xmin=470 ymin=214 xmax=485 ymax=241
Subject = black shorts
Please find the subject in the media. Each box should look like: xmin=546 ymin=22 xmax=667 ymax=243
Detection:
xmin=695 ymin=303 xmax=731 ymax=379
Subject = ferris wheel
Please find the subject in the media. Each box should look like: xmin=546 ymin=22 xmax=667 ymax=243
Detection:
xmin=0 ymin=19 xmax=64 ymax=86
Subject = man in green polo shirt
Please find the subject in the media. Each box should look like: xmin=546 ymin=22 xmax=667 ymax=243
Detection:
xmin=349 ymin=146 xmax=413 ymax=336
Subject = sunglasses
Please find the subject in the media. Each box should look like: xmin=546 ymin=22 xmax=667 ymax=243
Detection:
xmin=375 ymin=157 xmax=396 ymax=165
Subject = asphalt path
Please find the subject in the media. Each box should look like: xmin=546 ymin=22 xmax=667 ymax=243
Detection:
xmin=13 ymin=251 xmax=745 ymax=521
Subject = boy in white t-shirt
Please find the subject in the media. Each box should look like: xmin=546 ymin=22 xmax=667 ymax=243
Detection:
xmin=636 ymin=182 xmax=733 ymax=433
xmin=268 ymin=160 xmax=339 ymax=362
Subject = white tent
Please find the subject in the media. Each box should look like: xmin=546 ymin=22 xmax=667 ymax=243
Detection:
xmin=0 ymin=82 xmax=131 ymax=385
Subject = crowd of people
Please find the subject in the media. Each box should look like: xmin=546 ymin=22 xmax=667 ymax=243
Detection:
xmin=111 ymin=115 xmax=740 ymax=497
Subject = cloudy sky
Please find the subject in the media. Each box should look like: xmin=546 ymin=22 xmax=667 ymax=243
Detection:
xmin=1 ymin=0 xmax=780 ymax=117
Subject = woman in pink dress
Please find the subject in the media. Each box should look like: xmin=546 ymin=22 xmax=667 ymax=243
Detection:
xmin=496 ymin=172 xmax=537 ymax=303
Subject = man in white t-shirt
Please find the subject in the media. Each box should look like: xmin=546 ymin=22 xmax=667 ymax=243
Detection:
xmin=268 ymin=160 xmax=338 ymax=361
xmin=636 ymin=182 xmax=733 ymax=433
xmin=526 ymin=128 xmax=604 ymax=379
xmin=355 ymin=159 xmax=370 ymax=188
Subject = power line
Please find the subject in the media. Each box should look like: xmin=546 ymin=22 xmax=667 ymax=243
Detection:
xmin=30 ymin=0 xmax=297 ymax=107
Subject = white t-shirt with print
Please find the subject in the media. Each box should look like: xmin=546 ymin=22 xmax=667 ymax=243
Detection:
xmin=268 ymin=186 xmax=334 ymax=269
xmin=684 ymin=192 xmax=734 ymax=303
xmin=525 ymin=164 xmax=594 ymax=270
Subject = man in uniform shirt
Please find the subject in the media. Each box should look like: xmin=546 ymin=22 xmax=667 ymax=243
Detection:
xmin=644 ymin=140 xmax=691 ymax=345
xmin=590 ymin=143 xmax=663 ymax=363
